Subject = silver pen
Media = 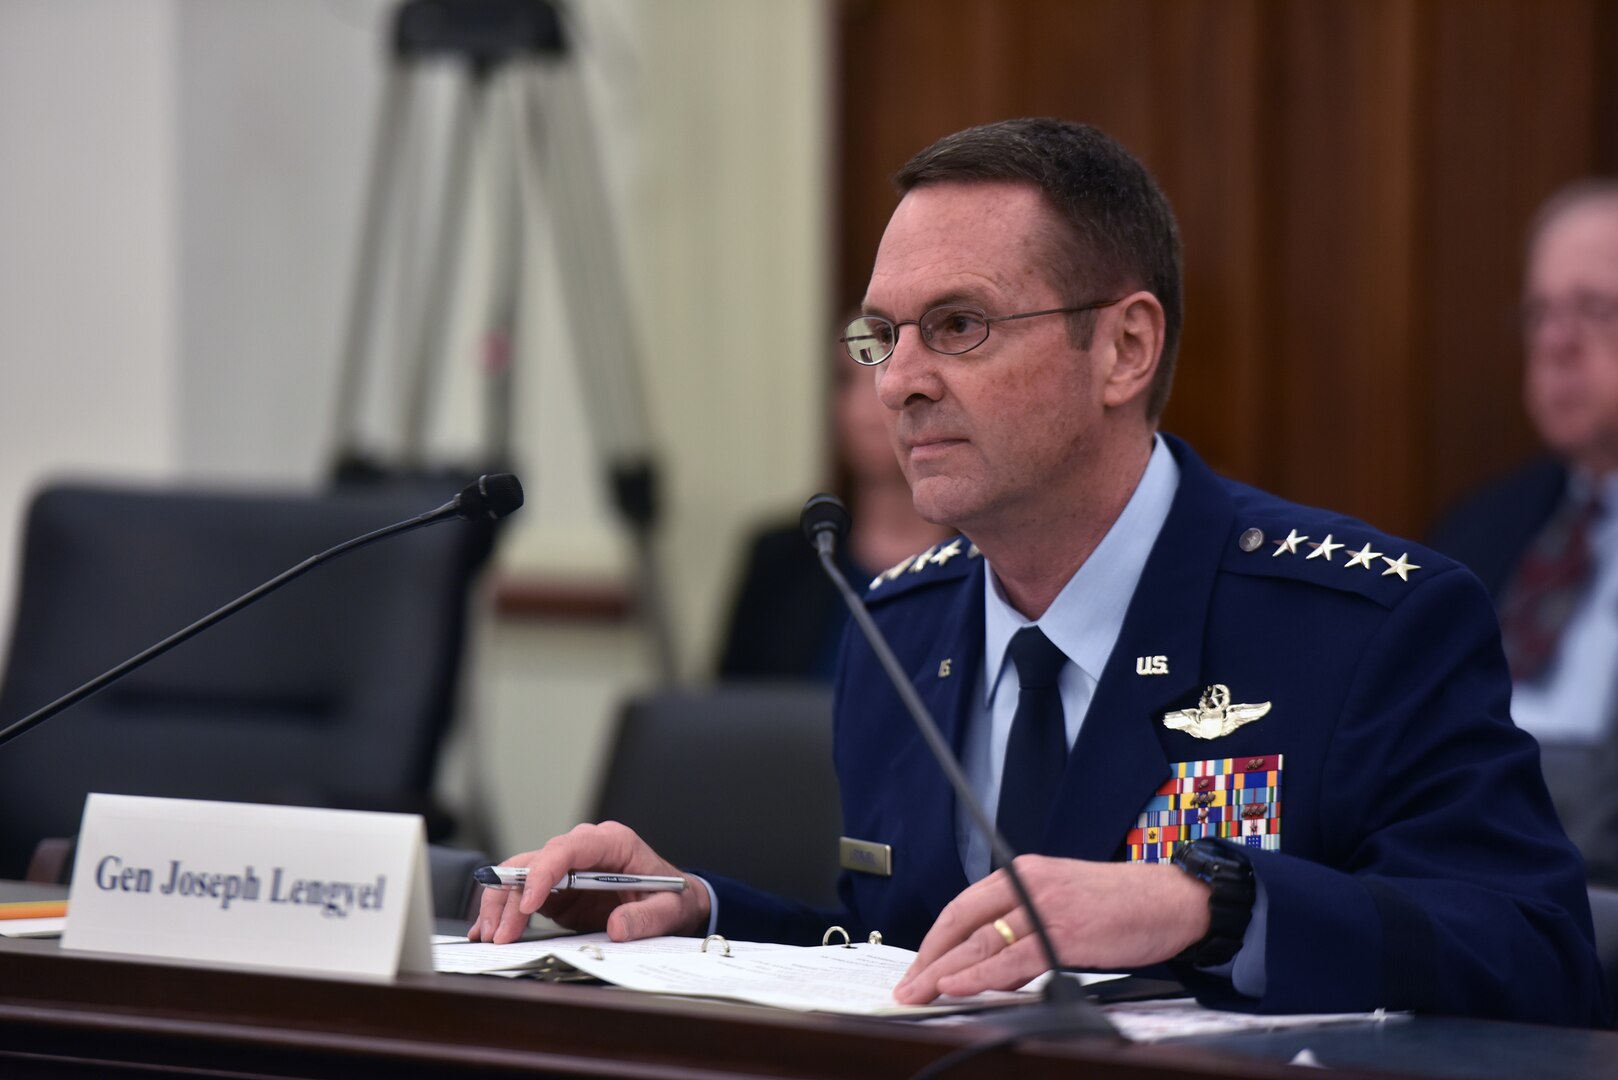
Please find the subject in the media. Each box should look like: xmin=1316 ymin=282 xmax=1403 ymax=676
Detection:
xmin=472 ymin=865 xmax=687 ymax=893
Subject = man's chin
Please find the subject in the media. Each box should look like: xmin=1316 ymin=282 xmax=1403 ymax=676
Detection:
xmin=908 ymin=478 xmax=978 ymax=531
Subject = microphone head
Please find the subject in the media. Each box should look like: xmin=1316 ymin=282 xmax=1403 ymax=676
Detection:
xmin=457 ymin=474 xmax=525 ymax=521
xmin=800 ymin=493 xmax=851 ymax=551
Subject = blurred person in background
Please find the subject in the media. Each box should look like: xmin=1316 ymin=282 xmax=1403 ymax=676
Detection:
xmin=716 ymin=333 xmax=950 ymax=680
xmin=1430 ymin=180 xmax=1618 ymax=884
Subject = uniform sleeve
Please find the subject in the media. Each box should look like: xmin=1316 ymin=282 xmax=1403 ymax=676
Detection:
xmin=1189 ymin=568 xmax=1609 ymax=1025
xmin=702 ymin=872 xmax=846 ymax=946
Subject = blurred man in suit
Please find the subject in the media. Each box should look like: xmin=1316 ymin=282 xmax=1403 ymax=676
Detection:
xmin=1430 ymin=181 xmax=1618 ymax=885
xmin=478 ymin=120 xmax=1605 ymax=1025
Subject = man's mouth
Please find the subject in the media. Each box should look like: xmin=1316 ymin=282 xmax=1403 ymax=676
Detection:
xmin=905 ymin=436 xmax=966 ymax=462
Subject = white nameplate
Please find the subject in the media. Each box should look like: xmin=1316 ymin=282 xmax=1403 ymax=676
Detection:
xmin=63 ymin=794 xmax=432 ymax=978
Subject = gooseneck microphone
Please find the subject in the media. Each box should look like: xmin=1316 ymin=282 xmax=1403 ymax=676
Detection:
xmin=801 ymin=493 xmax=1118 ymax=1042
xmin=0 ymin=474 xmax=523 ymax=750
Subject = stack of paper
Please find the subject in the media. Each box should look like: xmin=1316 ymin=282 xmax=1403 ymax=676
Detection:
xmin=432 ymin=932 xmax=1072 ymax=1016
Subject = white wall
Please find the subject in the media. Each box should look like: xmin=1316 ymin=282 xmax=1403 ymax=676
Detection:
xmin=0 ymin=0 xmax=182 ymax=660
xmin=0 ymin=0 xmax=830 ymax=853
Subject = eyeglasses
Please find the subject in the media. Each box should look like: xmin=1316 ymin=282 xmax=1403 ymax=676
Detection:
xmin=839 ymin=300 xmax=1121 ymax=366
xmin=1520 ymin=293 xmax=1618 ymax=340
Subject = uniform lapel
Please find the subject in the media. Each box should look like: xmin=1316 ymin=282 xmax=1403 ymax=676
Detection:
xmin=1043 ymin=438 xmax=1233 ymax=861
xmin=887 ymin=558 xmax=984 ymax=908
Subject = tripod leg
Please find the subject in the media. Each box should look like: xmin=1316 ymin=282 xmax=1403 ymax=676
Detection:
xmin=523 ymin=64 xmax=678 ymax=684
xmin=481 ymin=70 xmax=529 ymax=469
xmin=523 ymin=64 xmax=653 ymax=465
xmin=401 ymin=70 xmax=487 ymax=468
xmin=332 ymin=62 xmax=415 ymax=477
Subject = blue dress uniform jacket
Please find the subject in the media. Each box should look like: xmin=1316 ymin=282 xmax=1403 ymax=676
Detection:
xmin=709 ymin=436 xmax=1607 ymax=1026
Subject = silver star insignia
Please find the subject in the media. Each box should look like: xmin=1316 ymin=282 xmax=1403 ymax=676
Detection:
xmin=908 ymin=546 xmax=938 ymax=573
xmin=1306 ymin=533 xmax=1344 ymax=561
xmin=868 ymin=555 xmax=915 ymax=590
xmin=1381 ymin=552 xmax=1420 ymax=581
xmin=930 ymin=539 xmax=964 ymax=567
xmin=1271 ymin=529 xmax=1309 ymax=557
xmin=1162 ymin=684 xmax=1273 ymax=740
xmin=1343 ymin=543 xmax=1383 ymax=570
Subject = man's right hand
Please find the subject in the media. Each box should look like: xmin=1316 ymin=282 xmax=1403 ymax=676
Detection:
xmin=467 ymin=821 xmax=711 ymax=944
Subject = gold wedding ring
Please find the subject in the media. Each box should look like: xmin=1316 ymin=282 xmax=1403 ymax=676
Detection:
xmin=992 ymin=917 xmax=1017 ymax=947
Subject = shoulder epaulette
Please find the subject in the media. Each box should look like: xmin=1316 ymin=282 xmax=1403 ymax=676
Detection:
xmin=1219 ymin=503 xmax=1451 ymax=608
xmin=864 ymin=536 xmax=978 ymax=601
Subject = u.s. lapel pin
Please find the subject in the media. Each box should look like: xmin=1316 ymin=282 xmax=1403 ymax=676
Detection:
xmin=1162 ymin=684 xmax=1272 ymax=739
xmin=938 ymin=659 xmax=952 ymax=678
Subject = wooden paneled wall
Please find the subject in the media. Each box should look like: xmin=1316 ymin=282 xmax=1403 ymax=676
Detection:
xmin=835 ymin=0 xmax=1618 ymax=537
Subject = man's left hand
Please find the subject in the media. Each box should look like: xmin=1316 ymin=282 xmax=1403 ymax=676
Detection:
xmin=892 ymin=856 xmax=1211 ymax=1004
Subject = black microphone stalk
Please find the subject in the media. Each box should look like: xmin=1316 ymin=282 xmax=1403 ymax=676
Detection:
xmin=799 ymin=494 xmax=1117 ymax=1039
xmin=0 ymin=474 xmax=523 ymax=750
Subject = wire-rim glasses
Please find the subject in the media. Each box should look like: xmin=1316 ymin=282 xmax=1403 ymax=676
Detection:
xmin=838 ymin=299 xmax=1122 ymax=366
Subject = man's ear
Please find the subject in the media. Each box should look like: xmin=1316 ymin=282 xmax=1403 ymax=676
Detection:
xmin=1099 ymin=291 xmax=1165 ymax=411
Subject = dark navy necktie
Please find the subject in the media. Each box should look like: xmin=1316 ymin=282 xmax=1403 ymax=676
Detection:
xmin=995 ymin=626 xmax=1071 ymax=861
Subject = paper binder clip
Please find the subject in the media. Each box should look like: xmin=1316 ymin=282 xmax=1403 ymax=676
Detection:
xmin=576 ymin=943 xmax=604 ymax=961
xmin=701 ymin=934 xmax=732 ymax=957
xmin=822 ymin=926 xmax=852 ymax=948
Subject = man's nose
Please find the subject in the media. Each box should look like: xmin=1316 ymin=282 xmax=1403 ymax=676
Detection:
xmin=1528 ymin=307 xmax=1584 ymax=358
xmin=875 ymin=325 xmax=943 ymax=410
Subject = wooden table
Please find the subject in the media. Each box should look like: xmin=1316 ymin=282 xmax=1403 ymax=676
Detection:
xmin=0 ymin=934 xmax=1410 ymax=1080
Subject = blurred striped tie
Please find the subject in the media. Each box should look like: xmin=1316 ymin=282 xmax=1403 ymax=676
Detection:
xmin=1499 ymin=495 xmax=1600 ymax=681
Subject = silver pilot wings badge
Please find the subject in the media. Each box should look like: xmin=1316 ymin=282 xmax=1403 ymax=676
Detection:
xmin=1161 ymin=684 xmax=1272 ymax=740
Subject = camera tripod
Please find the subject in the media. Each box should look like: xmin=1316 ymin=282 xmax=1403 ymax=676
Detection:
xmin=329 ymin=0 xmax=675 ymax=683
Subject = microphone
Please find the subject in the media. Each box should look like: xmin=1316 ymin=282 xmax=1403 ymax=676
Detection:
xmin=800 ymin=494 xmax=1118 ymax=1039
xmin=0 ymin=474 xmax=523 ymax=750
xmin=437 ymin=471 xmax=524 ymax=522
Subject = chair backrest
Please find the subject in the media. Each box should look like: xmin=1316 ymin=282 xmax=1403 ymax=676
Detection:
xmin=0 ymin=480 xmax=494 ymax=879
xmin=1589 ymin=884 xmax=1618 ymax=1017
xmin=592 ymin=685 xmax=841 ymax=908
xmin=428 ymin=843 xmax=491 ymax=921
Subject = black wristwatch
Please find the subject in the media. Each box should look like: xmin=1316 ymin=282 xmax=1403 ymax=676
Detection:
xmin=1171 ymin=839 xmax=1256 ymax=966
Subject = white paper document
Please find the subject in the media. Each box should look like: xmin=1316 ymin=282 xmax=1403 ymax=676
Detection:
xmin=0 ymin=916 xmax=67 ymax=938
xmin=1102 ymin=998 xmax=1405 ymax=1042
xmin=433 ymin=932 xmax=1053 ymax=1015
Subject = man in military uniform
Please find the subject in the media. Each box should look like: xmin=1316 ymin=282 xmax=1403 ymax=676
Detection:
xmin=473 ymin=119 xmax=1605 ymax=1025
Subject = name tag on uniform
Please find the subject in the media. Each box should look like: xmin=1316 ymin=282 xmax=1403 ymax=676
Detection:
xmin=64 ymin=793 xmax=433 ymax=978
xmin=839 ymin=836 xmax=893 ymax=876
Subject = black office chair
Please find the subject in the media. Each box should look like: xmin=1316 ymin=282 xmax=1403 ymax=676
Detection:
xmin=591 ymin=684 xmax=842 ymax=908
xmin=1588 ymin=884 xmax=1618 ymax=1021
xmin=0 ymin=480 xmax=495 ymax=880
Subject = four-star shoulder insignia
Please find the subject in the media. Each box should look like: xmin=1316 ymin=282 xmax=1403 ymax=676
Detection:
xmin=1343 ymin=543 xmax=1383 ymax=570
xmin=1246 ymin=524 xmax=1421 ymax=585
xmin=931 ymin=539 xmax=964 ymax=567
xmin=867 ymin=537 xmax=977 ymax=592
xmin=1271 ymin=529 xmax=1308 ymax=557
xmin=1306 ymin=534 xmax=1343 ymax=561
xmin=1381 ymin=552 xmax=1420 ymax=581
xmin=868 ymin=555 xmax=914 ymax=591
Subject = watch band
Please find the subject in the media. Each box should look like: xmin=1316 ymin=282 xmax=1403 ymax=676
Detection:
xmin=1171 ymin=838 xmax=1257 ymax=966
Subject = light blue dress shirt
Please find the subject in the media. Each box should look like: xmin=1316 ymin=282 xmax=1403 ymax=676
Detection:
xmin=956 ymin=435 xmax=1180 ymax=881
xmin=957 ymin=434 xmax=1266 ymax=996
xmin=1510 ymin=471 xmax=1618 ymax=744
